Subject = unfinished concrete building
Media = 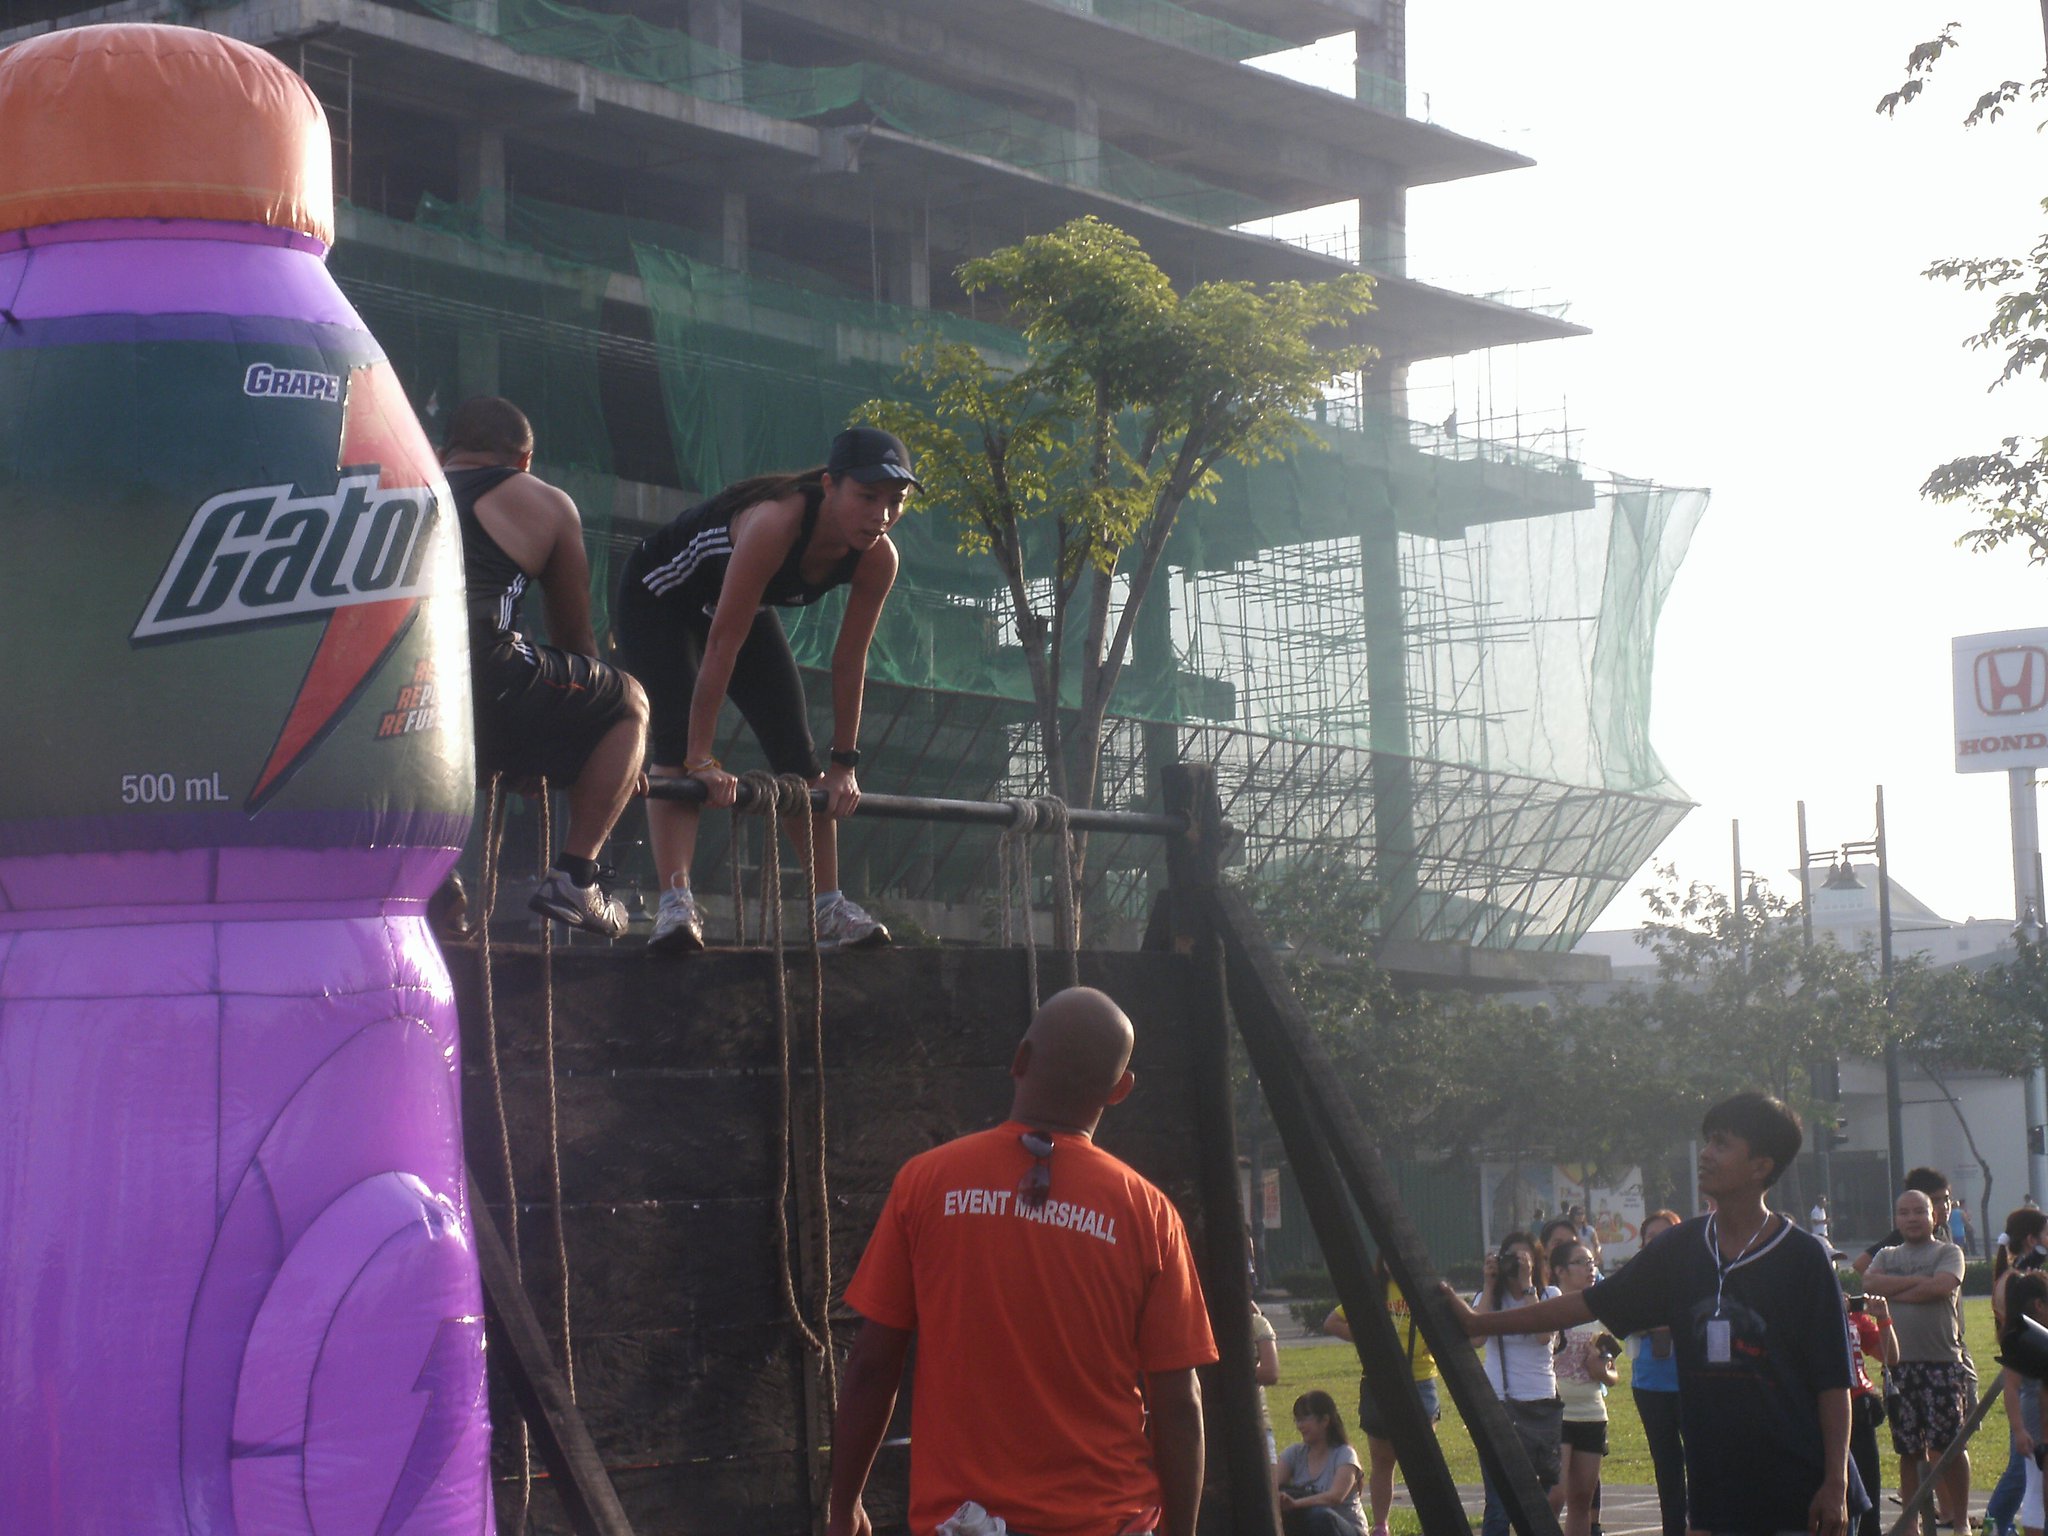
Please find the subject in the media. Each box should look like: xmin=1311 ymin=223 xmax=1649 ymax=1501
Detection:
xmin=0 ymin=0 xmax=1706 ymax=984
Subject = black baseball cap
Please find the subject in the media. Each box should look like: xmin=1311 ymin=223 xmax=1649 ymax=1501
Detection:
xmin=828 ymin=426 xmax=922 ymax=490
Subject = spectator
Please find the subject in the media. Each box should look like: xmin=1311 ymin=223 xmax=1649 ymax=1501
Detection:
xmin=1442 ymin=1092 xmax=1864 ymax=1536
xmin=1322 ymin=1254 xmax=1440 ymax=1536
xmin=1252 ymin=1299 xmax=1281 ymax=1461
xmin=1628 ymin=1209 xmax=1687 ymax=1536
xmin=2000 ymin=1271 xmax=2048 ymax=1536
xmin=1470 ymin=1231 xmax=1562 ymax=1536
xmin=1275 ymin=1390 xmax=1366 ymax=1536
xmin=1865 ymin=1190 xmax=1971 ymax=1536
xmin=1854 ymin=1167 xmax=1958 ymax=1277
xmin=1570 ymin=1204 xmax=1604 ymax=1275
xmin=1548 ymin=1239 xmax=1614 ymax=1536
xmin=1987 ymin=1208 xmax=2048 ymax=1536
xmin=1847 ymin=1293 xmax=1900 ymax=1536
xmin=1539 ymin=1218 xmax=1580 ymax=1272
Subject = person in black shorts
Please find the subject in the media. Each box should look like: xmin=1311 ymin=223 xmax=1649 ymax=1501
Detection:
xmin=616 ymin=427 xmax=913 ymax=953
xmin=444 ymin=397 xmax=648 ymax=937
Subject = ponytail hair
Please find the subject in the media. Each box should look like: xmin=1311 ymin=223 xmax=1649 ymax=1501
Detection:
xmin=1998 ymin=1207 xmax=2048 ymax=1282
xmin=699 ymin=466 xmax=827 ymax=523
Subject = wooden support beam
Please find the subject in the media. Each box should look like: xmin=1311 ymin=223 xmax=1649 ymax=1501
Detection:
xmin=1203 ymin=877 xmax=1563 ymax=1536
xmin=468 ymin=1173 xmax=638 ymax=1536
xmin=1157 ymin=765 xmax=1281 ymax=1536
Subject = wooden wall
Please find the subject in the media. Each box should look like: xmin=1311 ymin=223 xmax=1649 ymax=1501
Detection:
xmin=453 ymin=945 xmax=1242 ymax=1535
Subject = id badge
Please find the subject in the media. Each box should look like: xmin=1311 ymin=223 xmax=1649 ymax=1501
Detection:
xmin=1706 ymin=1317 xmax=1731 ymax=1363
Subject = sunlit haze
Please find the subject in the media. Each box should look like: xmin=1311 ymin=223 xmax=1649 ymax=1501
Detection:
xmin=1264 ymin=3 xmax=2048 ymax=934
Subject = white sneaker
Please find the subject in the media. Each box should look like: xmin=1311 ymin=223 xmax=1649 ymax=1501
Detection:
xmin=815 ymin=893 xmax=890 ymax=952
xmin=528 ymin=867 xmax=628 ymax=939
xmin=648 ymin=887 xmax=706 ymax=954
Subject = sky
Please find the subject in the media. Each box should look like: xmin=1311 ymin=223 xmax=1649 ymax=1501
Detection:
xmin=1265 ymin=4 xmax=2048 ymax=935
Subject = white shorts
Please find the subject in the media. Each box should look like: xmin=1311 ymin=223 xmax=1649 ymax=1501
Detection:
xmin=2022 ymin=1448 xmax=2043 ymax=1533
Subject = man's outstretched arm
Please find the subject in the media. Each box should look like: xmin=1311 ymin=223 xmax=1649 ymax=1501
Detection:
xmin=1145 ymin=1367 xmax=1205 ymax=1536
xmin=1438 ymin=1283 xmax=1594 ymax=1337
xmin=826 ymin=1319 xmax=912 ymax=1536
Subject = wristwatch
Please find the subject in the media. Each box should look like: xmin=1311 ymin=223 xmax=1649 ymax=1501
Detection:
xmin=828 ymin=748 xmax=861 ymax=768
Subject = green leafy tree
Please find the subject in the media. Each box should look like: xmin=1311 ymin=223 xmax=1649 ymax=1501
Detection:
xmin=1890 ymin=953 xmax=2032 ymax=1250
xmin=863 ymin=218 xmax=1375 ymax=872
xmin=1878 ymin=19 xmax=2048 ymax=555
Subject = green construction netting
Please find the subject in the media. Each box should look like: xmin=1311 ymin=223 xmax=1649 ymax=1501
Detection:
xmin=331 ymin=205 xmax=625 ymax=633
xmin=415 ymin=0 xmax=1271 ymax=227
xmin=326 ymin=191 xmax=1708 ymax=941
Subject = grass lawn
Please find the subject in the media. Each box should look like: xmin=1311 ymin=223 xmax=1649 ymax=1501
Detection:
xmin=1272 ymin=1294 xmax=2005 ymax=1491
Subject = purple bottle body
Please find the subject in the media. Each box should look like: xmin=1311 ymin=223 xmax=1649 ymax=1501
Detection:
xmin=0 ymin=222 xmax=489 ymax=1534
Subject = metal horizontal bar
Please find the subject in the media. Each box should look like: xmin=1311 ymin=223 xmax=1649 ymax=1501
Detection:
xmin=643 ymin=776 xmax=1192 ymax=838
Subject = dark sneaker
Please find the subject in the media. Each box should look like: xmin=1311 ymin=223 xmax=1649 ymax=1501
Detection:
xmin=528 ymin=867 xmax=628 ymax=939
xmin=648 ymin=886 xmax=706 ymax=954
xmin=815 ymin=893 xmax=890 ymax=952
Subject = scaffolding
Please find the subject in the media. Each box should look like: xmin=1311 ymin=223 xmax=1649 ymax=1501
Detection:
xmin=325 ymin=186 xmax=1705 ymax=954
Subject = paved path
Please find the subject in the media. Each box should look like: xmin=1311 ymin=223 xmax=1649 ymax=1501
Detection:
xmin=1388 ymin=1483 xmax=1992 ymax=1535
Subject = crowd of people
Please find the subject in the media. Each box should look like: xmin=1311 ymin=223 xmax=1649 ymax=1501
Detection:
xmin=1262 ymin=1128 xmax=2048 ymax=1536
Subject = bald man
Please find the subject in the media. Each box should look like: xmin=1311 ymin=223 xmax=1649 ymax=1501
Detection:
xmin=827 ymin=989 xmax=1217 ymax=1536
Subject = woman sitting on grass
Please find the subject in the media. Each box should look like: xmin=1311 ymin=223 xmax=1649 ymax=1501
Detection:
xmin=1276 ymin=1389 xmax=1367 ymax=1535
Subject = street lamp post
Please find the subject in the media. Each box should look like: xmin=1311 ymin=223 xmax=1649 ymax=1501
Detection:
xmin=1796 ymin=788 xmax=1903 ymax=1197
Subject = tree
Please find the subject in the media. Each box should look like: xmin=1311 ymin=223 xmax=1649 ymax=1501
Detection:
xmin=1637 ymin=869 xmax=1888 ymax=1113
xmin=863 ymin=219 xmax=1375 ymax=881
xmin=1878 ymin=19 xmax=2048 ymax=556
xmin=1889 ymin=954 xmax=2032 ymax=1251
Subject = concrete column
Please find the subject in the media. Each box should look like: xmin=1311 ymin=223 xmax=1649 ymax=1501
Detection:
xmin=455 ymin=126 xmax=506 ymax=399
xmin=1069 ymin=91 xmax=1101 ymax=190
xmin=721 ymin=191 xmax=749 ymax=272
xmin=878 ymin=221 xmax=931 ymax=310
xmin=2012 ymin=767 xmax=2048 ymax=1205
xmin=456 ymin=126 xmax=506 ymax=235
xmin=687 ymin=0 xmax=743 ymax=103
xmin=1362 ymin=510 xmax=1418 ymax=941
xmin=1134 ymin=568 xmax=1181 ymax=818
xmin=1357 ymin=164 xmax=1405 ymax=276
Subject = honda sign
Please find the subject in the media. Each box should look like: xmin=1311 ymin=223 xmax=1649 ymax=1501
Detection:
xmin=1955 ymin=628 xmax=2048 ymax=772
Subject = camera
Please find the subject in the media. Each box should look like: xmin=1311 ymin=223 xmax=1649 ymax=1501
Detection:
xmin=1847 ymin=1296 xmax=1866 ymax=1314
xmin=1595 ymin=1334 xmax=1623 ymax=1359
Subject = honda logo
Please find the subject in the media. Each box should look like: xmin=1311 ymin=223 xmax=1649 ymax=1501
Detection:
xmin=1975 ymin=647 xmax=2048 ymax=716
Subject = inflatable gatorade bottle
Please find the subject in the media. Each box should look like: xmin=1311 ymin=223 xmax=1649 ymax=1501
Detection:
xmin=0 ymin=25 xmax=489 ymax=1535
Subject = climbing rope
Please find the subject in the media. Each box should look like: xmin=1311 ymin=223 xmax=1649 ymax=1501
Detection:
xmin=998 ymin=795 xmax=1082 ymax=1013
xmin=735 ymin=770 xmax=839 ymax=1418
xmin=474 ymin=773 xmax=532 ymax=1533
xmin=535 ymin=783 xmax=575 ymax=1402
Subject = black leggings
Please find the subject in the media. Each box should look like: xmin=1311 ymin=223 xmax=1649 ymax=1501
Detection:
xmin=614 ymin=561 xmax=821 ymax=779
xmin=1634 ymin=1388 xmax=1686 ymax=1536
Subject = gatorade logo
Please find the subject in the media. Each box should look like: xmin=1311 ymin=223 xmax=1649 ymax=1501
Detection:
xmin=128 ymin=358 xmax=454 ymax=810
xmin=132 ymin=474 xmax=442 ymax=641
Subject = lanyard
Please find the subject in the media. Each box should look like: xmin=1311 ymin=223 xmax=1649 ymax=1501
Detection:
xmin=1707 ymin=1213 xmax=1774 ymax=1318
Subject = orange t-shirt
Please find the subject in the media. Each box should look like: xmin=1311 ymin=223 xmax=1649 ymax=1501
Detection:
xmin=846 ymin=1122 xmax=1219 ymax=1536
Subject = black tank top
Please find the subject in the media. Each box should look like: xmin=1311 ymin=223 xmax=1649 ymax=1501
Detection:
xmin=448 ymin=465 xmax=528 ymax=640
xmin=634 ymin=481 xmax=861 ymax=616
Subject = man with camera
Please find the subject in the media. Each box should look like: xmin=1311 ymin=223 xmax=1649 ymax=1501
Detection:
xmin=1865 ymin=1190 xmax=1972 ymax=1536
